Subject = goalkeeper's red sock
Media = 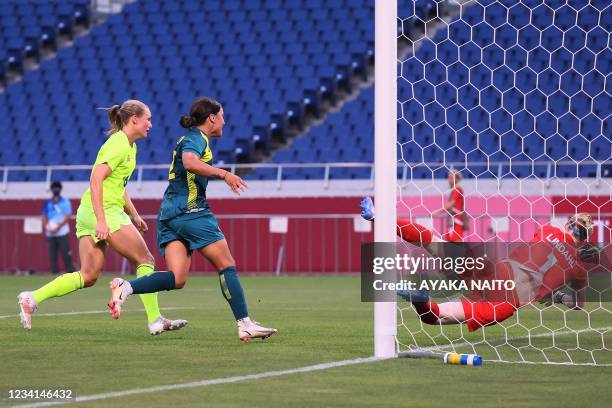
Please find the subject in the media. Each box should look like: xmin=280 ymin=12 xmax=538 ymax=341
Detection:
xmin=412 ymin=301 xmax=440 ymax=325
xmin=396 ymin=219 xmax=433 ymax=244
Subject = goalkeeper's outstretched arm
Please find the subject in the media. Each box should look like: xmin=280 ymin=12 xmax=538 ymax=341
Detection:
xmin=359 ymin=196 xmax=444 ymax=244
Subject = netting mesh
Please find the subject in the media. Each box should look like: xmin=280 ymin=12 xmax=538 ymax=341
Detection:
xmin=396 ymin=0 xmax=611 ymax=365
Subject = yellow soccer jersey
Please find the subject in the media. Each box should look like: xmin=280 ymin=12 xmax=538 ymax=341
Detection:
xmin=80 ymin=130 xmax=137 ymax=209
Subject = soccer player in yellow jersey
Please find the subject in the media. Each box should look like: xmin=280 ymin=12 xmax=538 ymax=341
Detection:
xmin=18 ymin=100 xmax=186 ymax=335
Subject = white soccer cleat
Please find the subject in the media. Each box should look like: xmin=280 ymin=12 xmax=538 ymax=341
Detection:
xmin=18 ymin=291 xmax=38 ymax=330
xmin=148 ymin=316 xmax=188 ymax=336
xmin=108 ymin=278 xmax=129 ymax=319
xmin=238 ymin=319 xmax=278 ymax=342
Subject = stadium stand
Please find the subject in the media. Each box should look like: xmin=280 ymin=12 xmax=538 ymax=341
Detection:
xmin=0 ymin=0 xmax=374 ymax=181
xmin=0 ymin=0 xmax=90 ymax=81
xmin=251 ymin=87 xmax=374 ymax=180
xmin=0 ymin=0 xmax=609 ymax=181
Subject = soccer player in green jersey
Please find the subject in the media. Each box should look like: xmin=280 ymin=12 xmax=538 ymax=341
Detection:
xmin=108 ymin=97 xmax=277 ymax=341
xmin=18 ymin=100 xmax=187 ymax=335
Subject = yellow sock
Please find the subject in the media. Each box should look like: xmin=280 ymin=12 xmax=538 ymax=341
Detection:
xmin=32 ymin=272 xmax=84 ymax=304
xmin=136 ymin=264 xmax=161 ymax=323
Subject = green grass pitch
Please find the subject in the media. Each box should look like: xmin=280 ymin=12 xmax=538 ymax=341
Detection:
xmin=1 ymin=275 xmax=610 ymax=407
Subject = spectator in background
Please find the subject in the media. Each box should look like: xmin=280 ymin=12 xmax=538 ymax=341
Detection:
xmin=42 ymin=181 xmax=74 ymax=274
xmin=431 ymin=170 xmax=467 ymax=242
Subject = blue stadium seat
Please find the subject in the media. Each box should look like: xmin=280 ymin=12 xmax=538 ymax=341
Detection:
xmin=0 ymin=0 xmax=609 ymax=182
xmin=0 ymin=0 xmax=376 ymax=174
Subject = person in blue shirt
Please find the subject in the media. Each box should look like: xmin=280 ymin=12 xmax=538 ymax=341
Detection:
xmin=42 ymin=181 xmax=75 ymax=275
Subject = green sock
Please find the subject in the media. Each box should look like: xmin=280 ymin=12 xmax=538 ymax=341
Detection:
xmin=32 ymin=272 xmax=84 ymax=304
xmin=136 ymin=264 xmax=161 ymax=324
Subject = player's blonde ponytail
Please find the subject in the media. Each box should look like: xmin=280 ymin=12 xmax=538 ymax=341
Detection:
xmin=106 ymin=105 xmax=122 ymax=135
xmin=104 ymin=100 xmax=149 ymax=136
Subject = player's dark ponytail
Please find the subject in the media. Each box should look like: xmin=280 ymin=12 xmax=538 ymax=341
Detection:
xmin=179 ymin=96 xmax=222 ymax=128
xmin=179 ymin=115 xmax=195 ymax=128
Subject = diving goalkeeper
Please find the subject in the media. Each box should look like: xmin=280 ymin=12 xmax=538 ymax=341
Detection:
xmin=360 ymin=197 xmax=597 ymax=332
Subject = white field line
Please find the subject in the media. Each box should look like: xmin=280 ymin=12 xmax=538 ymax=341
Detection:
xmin=9 ymin=329 xmax=611 ymax=407
xmin=0 ymin=307 xmax=198 ymax=320
xmin=13 ymin=356 xmax=385 ymax=408
xmin=402 ymin=326 xmax=612 ymax=365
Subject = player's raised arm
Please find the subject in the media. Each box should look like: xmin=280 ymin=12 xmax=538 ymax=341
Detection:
xmin=359 ymin=196 xmax=439 ymax=244
xmin=182 ymin=152 xmax=247 ymax=195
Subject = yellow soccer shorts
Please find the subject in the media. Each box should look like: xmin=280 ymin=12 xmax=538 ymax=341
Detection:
xmin=76 ymin=205 xmax=132 ymax=242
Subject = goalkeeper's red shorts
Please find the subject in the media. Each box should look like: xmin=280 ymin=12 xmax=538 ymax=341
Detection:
xmin=461 ymin=299 xmax=518 ymax=332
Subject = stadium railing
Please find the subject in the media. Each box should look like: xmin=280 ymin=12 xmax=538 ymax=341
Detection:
xmin=1 ymin=160 xmax=609 ymax=191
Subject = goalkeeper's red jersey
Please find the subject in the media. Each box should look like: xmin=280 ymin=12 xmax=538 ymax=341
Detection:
xmin=461 ymin=225 xmax=587 ymax=331
xmin=510 ymin=225 xmax=586 ymax=305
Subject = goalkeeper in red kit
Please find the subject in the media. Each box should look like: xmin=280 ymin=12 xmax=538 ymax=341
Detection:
xmin=360 ymin=197 xmax=597 ymax=332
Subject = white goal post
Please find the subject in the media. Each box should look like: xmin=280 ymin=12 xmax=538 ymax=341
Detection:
xmin=374 ymin=0 xmax=398 ymax=358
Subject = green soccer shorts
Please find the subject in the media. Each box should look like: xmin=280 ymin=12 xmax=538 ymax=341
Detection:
xmin=157 ymin=209 xmax=225 ymax=255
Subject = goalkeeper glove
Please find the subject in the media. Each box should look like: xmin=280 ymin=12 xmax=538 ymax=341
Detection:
xmin=360 ymin=196 xmax=375 ymax=221
xmin=539 ymin=291 xmax=565 ymax=307
xmin=540 ymin=291 xmax=579 ymax=309
xmin=578 ymin=243 xmax=599 ymax=263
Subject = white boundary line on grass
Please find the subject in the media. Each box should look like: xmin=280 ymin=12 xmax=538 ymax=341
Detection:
xmin=9 ymin=328 xmax=612 ymax=407
xmin=13 ymin=356 xmax=385 ymax=408
xmin=0 ymin=307 xmax=198 ymax=320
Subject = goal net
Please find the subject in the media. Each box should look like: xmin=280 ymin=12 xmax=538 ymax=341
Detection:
xmin=395 ymin=0 xmax=611 ymax=365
